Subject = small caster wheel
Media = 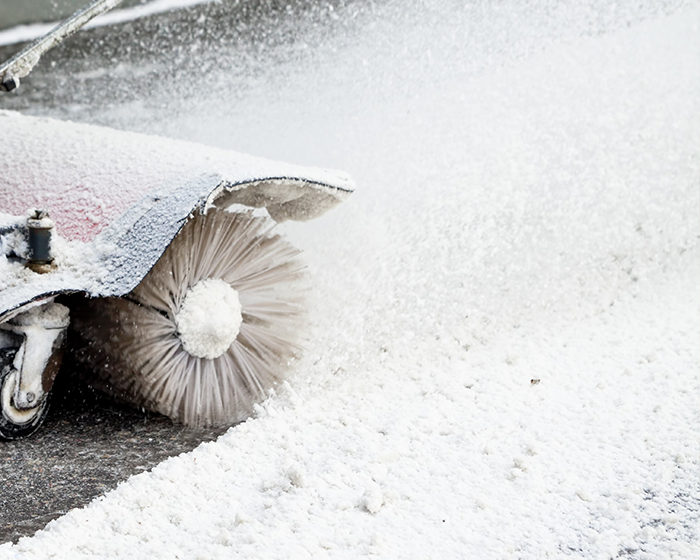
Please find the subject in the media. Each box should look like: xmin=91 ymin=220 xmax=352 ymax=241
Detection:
xmin=0 ymin=349 xmax=51 ymax=440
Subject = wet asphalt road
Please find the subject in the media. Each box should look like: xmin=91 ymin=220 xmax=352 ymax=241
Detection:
xmin=0 ymin=0 xmax=362 ymax=544
xmin=0 ymin=0 xmax=364 ymax=124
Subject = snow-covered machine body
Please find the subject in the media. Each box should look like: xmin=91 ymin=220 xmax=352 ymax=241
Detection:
xmin=0 ymin=110 xmax=353 ymax=438
xmin=0 ymin=110 xmax=353 ymax=311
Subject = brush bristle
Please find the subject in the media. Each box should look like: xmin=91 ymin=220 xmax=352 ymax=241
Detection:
xmin=68 ymin=209 xmax=306 ymax=427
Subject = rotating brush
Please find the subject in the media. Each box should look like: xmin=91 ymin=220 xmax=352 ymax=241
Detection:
xmin=67 ymin=208 xmax=307 ymax=427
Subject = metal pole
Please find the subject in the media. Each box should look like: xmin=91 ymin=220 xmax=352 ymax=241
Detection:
xmin=0 ymin=0 xmax=125 ymax=92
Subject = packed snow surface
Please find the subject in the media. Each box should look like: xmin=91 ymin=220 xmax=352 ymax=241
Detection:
xmin=1 ymin=0 xmax=699 ymax=559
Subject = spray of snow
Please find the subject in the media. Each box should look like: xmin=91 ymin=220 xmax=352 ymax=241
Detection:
xmin=176 ymin=278 xmax=242 ymax=360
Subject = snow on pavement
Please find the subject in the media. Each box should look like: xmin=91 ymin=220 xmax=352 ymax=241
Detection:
xmin=2 ymin=1 xmax=699 ymax=558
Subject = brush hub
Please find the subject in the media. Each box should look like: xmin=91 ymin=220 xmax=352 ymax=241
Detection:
xmin=175 ymin=278 xmax=243 ymax=360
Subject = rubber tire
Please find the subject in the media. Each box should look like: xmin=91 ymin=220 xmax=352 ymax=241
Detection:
xmin=0 ymin=349 xmax=51 ymax=440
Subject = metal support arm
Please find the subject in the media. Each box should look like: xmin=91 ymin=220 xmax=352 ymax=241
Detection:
xmin=0 ymin=0 xmax=124 ymax=91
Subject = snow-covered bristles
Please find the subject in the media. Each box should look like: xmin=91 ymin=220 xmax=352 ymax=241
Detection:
xmin=67 ymin=209 xmax=306 ymax=427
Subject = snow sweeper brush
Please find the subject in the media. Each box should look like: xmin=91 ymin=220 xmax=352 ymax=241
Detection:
xmin=0 ymin=110 xmax=353 ymax=439
xmin=0 ymin=0 xmax=353 ymax=440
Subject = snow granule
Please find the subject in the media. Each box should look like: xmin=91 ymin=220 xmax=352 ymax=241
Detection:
xmin=362 ymin=483 xmax=384 ymax=514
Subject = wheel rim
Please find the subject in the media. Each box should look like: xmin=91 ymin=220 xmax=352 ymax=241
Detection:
xmin=1 ymin=368 xmax=42 ymax=425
